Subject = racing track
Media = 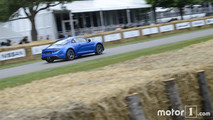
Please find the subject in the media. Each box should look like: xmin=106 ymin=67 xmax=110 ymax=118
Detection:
xmin=0 ymin=28 xmax=213 ymax=79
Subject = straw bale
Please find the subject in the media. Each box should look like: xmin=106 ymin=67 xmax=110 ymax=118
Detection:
xmin=1 ymin=39 xmax=213 ymax=119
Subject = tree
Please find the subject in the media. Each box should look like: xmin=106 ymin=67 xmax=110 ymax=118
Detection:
xmin=145 ymin=0 xmax=159 ymax=24
xmin=202 ymin=0 xmax=213 ymax=2
xmin=0 ymin=0 xmax=77 ymax=41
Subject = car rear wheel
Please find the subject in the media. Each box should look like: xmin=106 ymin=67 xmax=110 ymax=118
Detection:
xmin=66 ymin=49 xmax=75 ymax=60
xmin=95 ymin=44 xmax=103 ymax=55
xmin=46 ymin=57 xmax=54 ymax=63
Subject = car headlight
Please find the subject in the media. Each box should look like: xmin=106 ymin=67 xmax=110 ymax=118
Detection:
xmin=53 ymin=48 xmax=60 ymax=51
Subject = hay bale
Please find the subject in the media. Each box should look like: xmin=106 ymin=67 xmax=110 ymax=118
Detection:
xmin=1 ymin=39 xmax=213 ymax=119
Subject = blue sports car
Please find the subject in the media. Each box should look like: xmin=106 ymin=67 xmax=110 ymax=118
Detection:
xmin=41 ymin=36 xmax=104 ymax=63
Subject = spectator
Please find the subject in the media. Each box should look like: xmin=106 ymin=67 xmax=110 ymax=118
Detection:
xmin=0 ymin=42 xmax=6 ymax=47
xmin=58 ymin=33 xmax=65 ymax=39
xmin=115 ymin=25 xmax=122 ymax=30
xmin=46 ymin=35 xmax=50 ymax=40
xmin=19 ymin=36 xmax=29 ymax=44
xmin=5 ymin=39 xmax=11 ymax=46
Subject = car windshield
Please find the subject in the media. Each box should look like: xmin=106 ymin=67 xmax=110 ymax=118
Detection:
xmin=52 ymin=39 xmax=68 ymax=46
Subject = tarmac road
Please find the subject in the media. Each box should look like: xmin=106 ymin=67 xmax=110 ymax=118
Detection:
xmin=0 ymin=28 xmax=213 ymax=79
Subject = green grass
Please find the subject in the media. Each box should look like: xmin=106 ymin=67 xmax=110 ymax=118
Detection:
xmin=0 ymin=34 xmax=213 ymax=90
xmin=0 ymin=26 xmax=212 ymax=70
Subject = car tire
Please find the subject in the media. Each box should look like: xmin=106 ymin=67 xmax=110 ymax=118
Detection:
xmin=46 ymin=58 xmax=54 ymax=63
xmin=95 ymin=44 xmax=103 ymax=55
xmin=66 ymin=49 xmax=75 ymax=60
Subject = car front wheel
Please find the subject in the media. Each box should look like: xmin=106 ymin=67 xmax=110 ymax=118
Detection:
xmin=95 ymin=44 xmax=103 ymax=55
xmin=66 ymin=49 xmax=75 ymax=60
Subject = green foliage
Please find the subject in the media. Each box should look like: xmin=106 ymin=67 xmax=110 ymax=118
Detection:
xmin=0 ymin=0 xmax=71 ymax=20
xmin=145 ymin=0 xmax=173 ymax=7
xmin=172 ymin=0 xmax=196 ymax=8
xmin=201 ymin=0 xmax=213 ymax=2
xmin=0 ymin=0 xmax=20 ymax=21
xmin=145 ymin=0 xmax=203 ymax=8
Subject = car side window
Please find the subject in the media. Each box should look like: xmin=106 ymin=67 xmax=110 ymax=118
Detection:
xmin=76 ymin=37 xmax=87 ymax=43
xmin=71 ymin=39 xmax=76 ymax=43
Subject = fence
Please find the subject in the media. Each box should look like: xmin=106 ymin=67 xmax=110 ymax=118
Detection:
xmin=0 ymin=16 xmax=213 ymax=65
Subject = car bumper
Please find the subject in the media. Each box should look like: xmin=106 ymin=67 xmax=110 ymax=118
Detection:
xmin=41 ymin=52 xmax=66 ymax=60
xmin=41 ymin=56 xmax=59 ymax=60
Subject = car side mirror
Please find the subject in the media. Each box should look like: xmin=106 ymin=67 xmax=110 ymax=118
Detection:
xmin=88 ymin=39 xmax=91 ymax=42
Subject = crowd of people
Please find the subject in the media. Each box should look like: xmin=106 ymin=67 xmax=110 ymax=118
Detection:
xmin=0 ymin=24 xmax=137 ymax=48
xmin=0 ymin=35 xmax=51 ymax=48
xmin=0 ymin=36 xmax=30 ymax=48
xmin=0 ymin=39 xmax=11 ymax=47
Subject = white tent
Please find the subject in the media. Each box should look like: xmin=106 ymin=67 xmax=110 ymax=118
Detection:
xmin=51 ymin=0 xmax=151 ymax=13
xmin=0 ymin=25 xmax=24 ymax=45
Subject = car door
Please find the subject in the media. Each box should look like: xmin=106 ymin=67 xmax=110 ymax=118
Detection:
xmin=76 ymin=37 xmax=94 ymax=54
xmin=70 ymin=38 xmax=81 ymax=54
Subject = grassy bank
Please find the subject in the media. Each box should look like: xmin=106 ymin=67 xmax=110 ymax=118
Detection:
xmin=0 ymin=35 xmax=213 ymax=90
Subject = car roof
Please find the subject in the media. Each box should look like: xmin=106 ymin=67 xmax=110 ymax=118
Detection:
xmin=58 ymin=36 xmax=86 ymax=41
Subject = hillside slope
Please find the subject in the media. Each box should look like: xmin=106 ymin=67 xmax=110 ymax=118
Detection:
xmin=1 ymin=39 xmax=213 ymax=120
